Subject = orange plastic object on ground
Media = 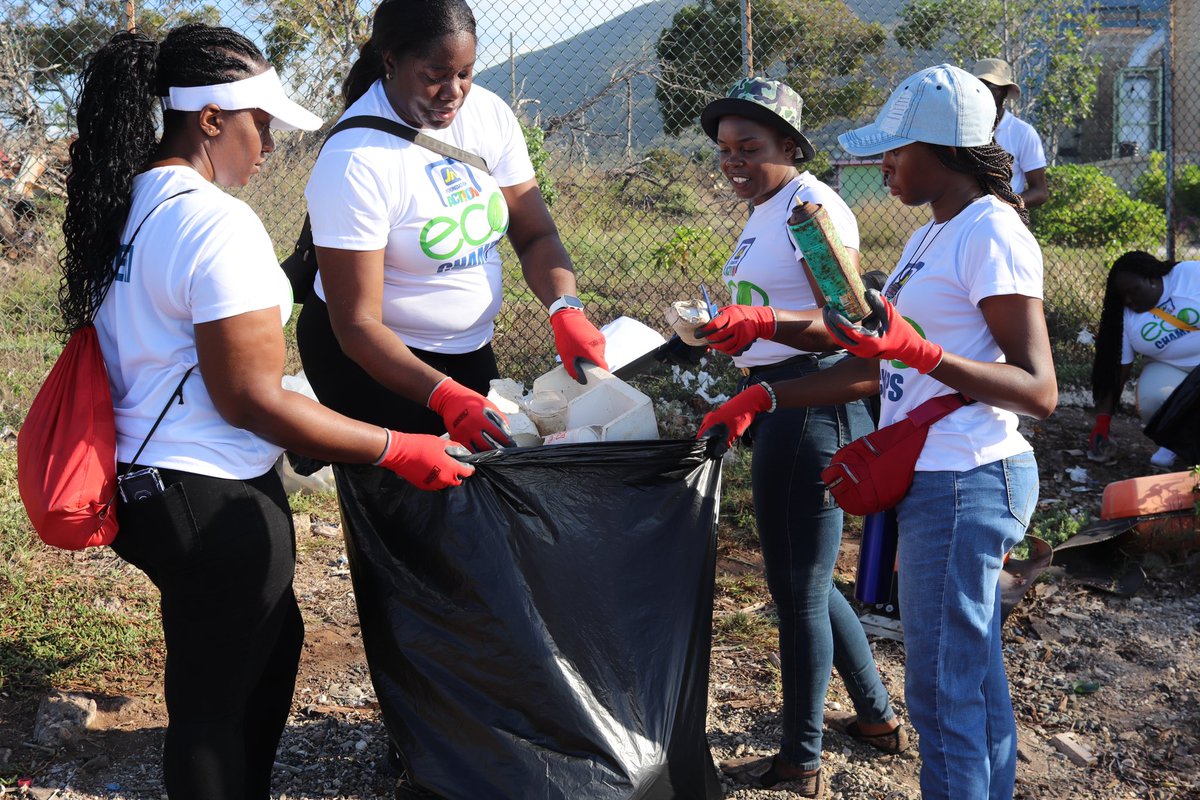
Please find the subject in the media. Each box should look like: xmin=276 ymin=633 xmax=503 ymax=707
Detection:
xmin=1101 ymin=471 xmax=1200 ymax=520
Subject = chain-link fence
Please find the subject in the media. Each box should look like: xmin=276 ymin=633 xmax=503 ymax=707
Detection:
xmin=0 ymin=0 xmax=1195 ymax=420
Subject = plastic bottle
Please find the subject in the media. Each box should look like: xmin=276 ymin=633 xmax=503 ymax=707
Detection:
xmin=855 ymin=509 xmax=898 ymax=605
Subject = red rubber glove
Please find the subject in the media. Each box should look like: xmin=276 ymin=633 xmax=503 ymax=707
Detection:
xmin=696 ymin=383 xmax=773 ymax=453
xmin=1089 ymin=413 xmax=1112 ymax=450
xmin=824 ymin=289 xmax=943 ymax=374
xmin=695 ymin=305 xmax=777 ymax=356
xmin=376 ymin=430 xmax=474 ymax=490
xmin=551 ymin=308 xmax=608 ymax=383
xmin=427 ymin=378 xmax=515 ymax=453
xmin=1087 ymin=413 xmax=1114 ymax=463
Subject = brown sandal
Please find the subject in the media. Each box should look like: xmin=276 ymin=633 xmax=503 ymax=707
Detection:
xmin=825 ymin=712 xmax=910 ymax=754
xmin=719 ymin=754 xmax=825 ymax=797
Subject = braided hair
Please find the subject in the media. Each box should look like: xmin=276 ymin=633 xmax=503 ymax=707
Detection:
xmin=59 ymin=24 xmax=267 ymax=335
xmin=342 ymin=0 xmax=477 ymax=108
xmin=930 ymin=143 xmax=1029 ymax=226
xmin=1091 ymin=250 xmax=1176 ymax=407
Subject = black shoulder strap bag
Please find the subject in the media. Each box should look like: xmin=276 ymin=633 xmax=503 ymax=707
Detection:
xmin=280 ymin=115 xmax=491 ymax=303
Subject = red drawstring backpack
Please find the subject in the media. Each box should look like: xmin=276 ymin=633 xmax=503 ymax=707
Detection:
xmin=18 ymin=325 xmax=120 ymax=549
xmin=17 ymin=190 xmax=195 ymax=549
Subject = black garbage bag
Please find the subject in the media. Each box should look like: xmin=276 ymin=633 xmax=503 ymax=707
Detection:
xmin=1144 ymin=364 xmax=1200 ymax=465
xmin=334 ymin=439 xmax=724 ymax=800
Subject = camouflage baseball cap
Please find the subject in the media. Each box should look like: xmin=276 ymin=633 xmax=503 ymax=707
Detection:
xmin=700 ymin=77 xmax=816 ymax=163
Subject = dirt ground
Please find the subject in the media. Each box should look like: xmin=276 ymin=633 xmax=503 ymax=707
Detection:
xmin=2 ymin=404 xmax=1199 ymax=799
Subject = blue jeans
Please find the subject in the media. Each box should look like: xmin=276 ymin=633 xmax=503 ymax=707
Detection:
xmin=895 ymin=452 xmax=1039 ymax=800
xmin=747 ymin=355 xmax=896 ymax=771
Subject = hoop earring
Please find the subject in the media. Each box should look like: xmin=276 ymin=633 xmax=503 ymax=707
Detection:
xmin=385 ymin=72 xmax=393 ymax=80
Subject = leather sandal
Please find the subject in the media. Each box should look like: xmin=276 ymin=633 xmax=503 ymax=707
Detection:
xmin=824 ymin=711 xmax=910 ymax=754
xmin=719 ymin=754 xmax=825 ymax=797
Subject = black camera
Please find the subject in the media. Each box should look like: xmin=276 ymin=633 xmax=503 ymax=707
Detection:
xmin=118 ymin=467 xmax=165 ymax=503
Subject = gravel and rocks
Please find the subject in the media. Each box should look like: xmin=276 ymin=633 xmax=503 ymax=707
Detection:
xmin=2 ymin=405 xmax=1198 ymax=799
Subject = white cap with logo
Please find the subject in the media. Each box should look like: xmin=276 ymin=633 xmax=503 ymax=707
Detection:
xmin=838 ymin=64 xmax=995 ymax=157
xmin=160 ymin=67 xmax=322 ymax=132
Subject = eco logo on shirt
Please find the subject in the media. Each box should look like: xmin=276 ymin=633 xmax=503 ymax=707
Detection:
xmin=419 ymin=159 xmax=507 ymax=265
xmin=421 ymin=191 xmax=508 ymax=263
xmin=1141 ymin=302 xmax=1199 ymax=349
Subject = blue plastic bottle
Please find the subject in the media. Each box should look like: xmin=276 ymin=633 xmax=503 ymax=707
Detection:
xmin=855 ymin=509 xmax=898 ymax=605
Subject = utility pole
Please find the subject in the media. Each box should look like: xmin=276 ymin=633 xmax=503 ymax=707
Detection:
xmin=1164 ymin=0 xmax=1175 ymax=260
xmin=741 ymin=0 xmax=754 ymax=77
xmin=625 ymin=78 xmax=634 ymax=160
xmin=509 ymin=32 xmax=517 ymax=108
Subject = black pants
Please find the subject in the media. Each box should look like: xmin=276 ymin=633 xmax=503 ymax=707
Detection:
xmin=111 ymin=465 xmax=303 ymax=800
xmin=297 ymin=294 xmax=503 ymax=794
xmin=296 ymin=294 xmax=499 ymax=433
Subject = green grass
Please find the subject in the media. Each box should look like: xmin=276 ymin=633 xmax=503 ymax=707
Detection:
xmin=0 ymin=451 xmax=164 ymax=695
xmin=712 ymin=608 xmax=778 ymax=651
xmin=1009 ymin=503 xmax=1091 ymax=560
xmin=0 ymin=268 xmax=63 ymax=431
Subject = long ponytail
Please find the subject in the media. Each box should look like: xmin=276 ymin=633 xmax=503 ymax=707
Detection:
xmin=342 ymin=0 xmax=478 ymax=109
xmin=59 ymin=23 xmax=267 ymax=336
xmin=342 ymin=39 xmax=386 ymax=108
xmin=59 ymin=30 xmax=160 ymax=335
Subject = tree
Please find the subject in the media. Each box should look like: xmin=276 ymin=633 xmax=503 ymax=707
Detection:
xmin=655 ymin=0 xmax=888 ymax=138
xmin=894 ymin=0 xmax=1100 ymax=160
xmin=245 ymin=0 xmax=371 ymax=121
xmin=1 ymin=1 xmax=219 ymax=141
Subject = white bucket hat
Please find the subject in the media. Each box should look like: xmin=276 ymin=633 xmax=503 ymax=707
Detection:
xmin=838 ymin=64 xmax=995 ymax=157
xmin=160 ymin=67 xmax=322 ymax=131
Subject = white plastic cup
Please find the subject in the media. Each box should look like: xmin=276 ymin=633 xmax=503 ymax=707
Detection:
xmin=542 ymin=426 xmax=603 ymax=445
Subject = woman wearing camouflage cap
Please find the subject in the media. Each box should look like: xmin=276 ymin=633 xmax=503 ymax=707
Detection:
xmin=693 ymin=77 xmax=907 ymax=797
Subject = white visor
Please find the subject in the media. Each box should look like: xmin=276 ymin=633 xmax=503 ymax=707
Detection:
xmin=160 ymin=67 xmax=322 ymax=132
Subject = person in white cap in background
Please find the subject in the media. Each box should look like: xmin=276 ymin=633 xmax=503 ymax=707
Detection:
xmin=972 ymin=58 xmax=1048 ymax=209
xmin=698 ymin=64 xmax=1057 ymax=799
xmin=60 ymin=24 xmax=473 ymax=799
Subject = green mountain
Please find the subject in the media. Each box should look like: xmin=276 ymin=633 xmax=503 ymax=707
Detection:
xmin=475 ymin=0 xmax=690 ymax=153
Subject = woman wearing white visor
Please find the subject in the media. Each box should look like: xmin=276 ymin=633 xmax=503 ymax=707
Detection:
xmin=60 ymin=24 xmax=473 ymax=799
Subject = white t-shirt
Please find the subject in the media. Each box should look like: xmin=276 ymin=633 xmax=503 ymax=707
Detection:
xmin=95 ymin=166 xmax=293 ymax=480
xmin=994 ymin=113 xmax=1046 ymax=195
xmin=305 ymin=81 xmax=535 ymax=353
xmin=719 ymin=172 xmax=861 ymax=368
xmin=879 ymin=195 xmax=1043 ymax=472
xmin=1121 ymin=260 xmax=1200 ymax=370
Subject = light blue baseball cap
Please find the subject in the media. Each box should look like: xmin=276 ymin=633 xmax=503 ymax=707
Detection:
xmin=838 ymin=64 xmax=995 ymax=156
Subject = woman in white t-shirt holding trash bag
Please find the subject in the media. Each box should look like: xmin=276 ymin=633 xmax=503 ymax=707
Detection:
xmin=1089 ymin=251 xmax=1200 ymax=470
xmin=294 ymin=0 xmax=610 ymax=786
xmin=687 ymin=78 xmax=906 ymax=798
xmin=296 ymin=0 xmax=607 ymax=444
xmin=698 ymin=65 xmax=1057 ymax=800
xmin=60 ymin=24 xmax=471 ymax=799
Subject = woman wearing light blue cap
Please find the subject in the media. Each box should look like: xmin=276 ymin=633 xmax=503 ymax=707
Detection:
xmin=699 ymin=64 xmax=1057 ymax=799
